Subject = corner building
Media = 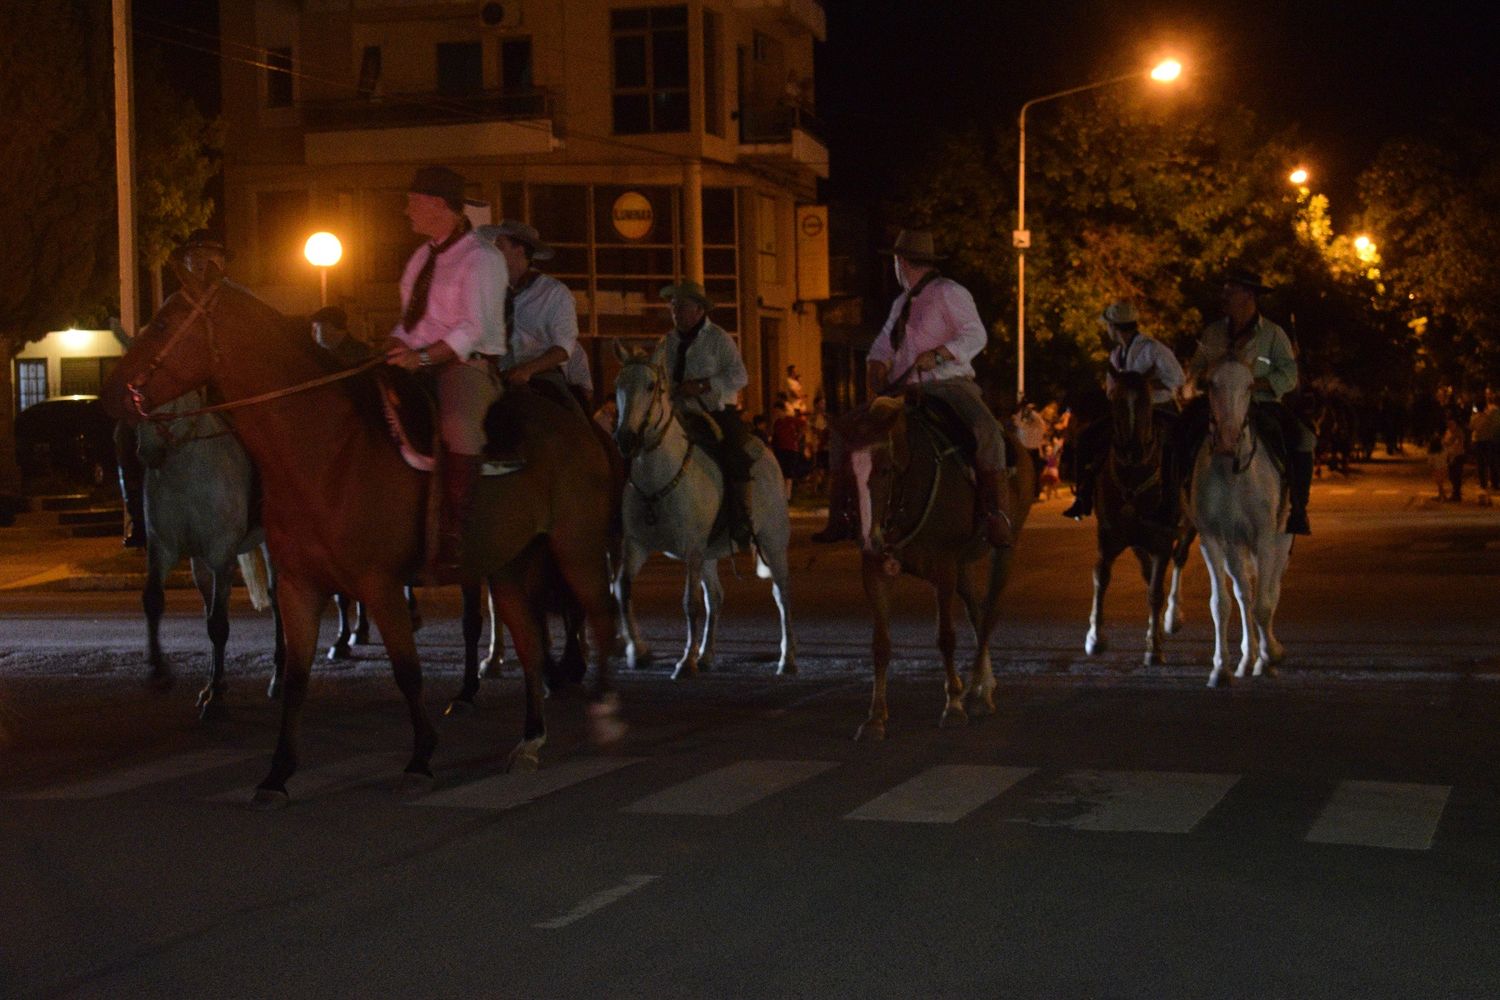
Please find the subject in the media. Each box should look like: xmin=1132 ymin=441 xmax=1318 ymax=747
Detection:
xmin=219 ymin=0 xmax=829 ymax=411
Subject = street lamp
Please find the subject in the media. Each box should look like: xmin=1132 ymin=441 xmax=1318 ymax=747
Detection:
xmin=1014 ymin=58 xmax=1183 ymax=399
xmin=1288 ymin=167 xmax=1309 ymax=187
xmin=1353 ymin=234 xmax=1378 ymax=263
xmin=303 ymin=231 xmax=343 ymax=306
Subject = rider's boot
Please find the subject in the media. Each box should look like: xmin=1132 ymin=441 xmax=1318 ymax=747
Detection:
xmin=811 ymin=462 xmax=858 ymax=543
xmin=436 ymin=450 xmax=481 ymax=573
xmin=1061 ymin=473 xmax=1094 ymax=520
xmin=1285 ymin=449 xmax=1313 ymax=535
xmin=115 ymin=421 xmax=146 ymax=548
xmin=978 ymin=469 xmax=1015 ymax=548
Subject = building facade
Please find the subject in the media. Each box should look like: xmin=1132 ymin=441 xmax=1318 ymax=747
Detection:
xmin=218 ymin=0 xmax=828 ymax=413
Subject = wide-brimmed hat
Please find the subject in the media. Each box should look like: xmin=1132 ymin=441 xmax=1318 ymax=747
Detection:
xmin=407 ymin=165 xmax=467 ymax=210
xmin=1102 ymin=300 xmax=1139 ymax=325
xmin=477 ymin=219 xmax=555 ymax=261
xmin=176 ymin=228 xmax=232 ymax=261
xmin=880 ymin=229 xmax=946 ymax=263
xmin=1223 ymin=267 xmax=1272 ymax=293
xmin=659 ymin=281 xmax=713 ymax=310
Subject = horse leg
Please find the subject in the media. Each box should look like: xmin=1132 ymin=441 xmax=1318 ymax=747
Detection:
xmin=957 ymin=561 xmax=993 ymax=716
xmin=756 ymin=528 xmax=797 ymax=676
xmin=697 ymin=560 xmax=722 ymax=671
xmin=1164 ymin=531 xmax=1192 ymax=634
xmin=265 ymin=547 xmax=287 ymax=700
xmin=447 ymin=582 xmax=484 ymax=713
xmin=1252 ymin=538 xmax=1292 ymax=675
xmin=618 ymin=539 xmax=652 ymax=669
xmin=1201 ymin=541 xmax=1232 ymax=688
xmin=674 ymin=555 xmax=704 ymax=680
xmin=1142 ymin=549 xmax=1169 ymax=667
xmin=143 ymin=543 xmax=172 ymax=691
xmin=363 ymin=584 xmax=438 ymax=791
xmin=352 ymin=599 xmax=372 ymax=646
xmin=557 ymin=598 xmax=588 ymax=688
xmin=1085 ymin=541 xmax=1118 ymax=655
xmin=254 ymin=577 xmax=327 ymax=807
xmin=551 ymin=537 xmax=626 ymax=746
xmin=406 ymin=585 xmax=422 ymax=633
xmin=856 ymin=560 xmax=892 ymax=741
xmin=480 ymin=585 xmax=505 ymax=678
xmin=491 ymin=579 xmax=548 ymax=770
xmin=326 ymin=593 xmax=354 ymax=661
xmin=1223 ymin=546 xmax=1257 ymax=679
xmin=934 ymin=567 xmax=967 ymax=728
xmin=193 ymin=557 xmax=232 ymax=722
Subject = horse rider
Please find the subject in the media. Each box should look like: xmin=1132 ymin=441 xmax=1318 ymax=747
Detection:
xmin=114 ymin=229 xmax=232 ymax=547
xmin=812 ymin=229 xmax=1014 ymax=548
xmin=1062 ymin=300 xmax=1185 ymax=522
xmin=649 ymin=280 xmax=755 ymax=541
xmin=1171 ymin=267 xmax=1313 ymax=535
xmin=382 ymin=166 xmax=508 ymax=571
xmin=478 ymin=219 xmax=592 ymax=416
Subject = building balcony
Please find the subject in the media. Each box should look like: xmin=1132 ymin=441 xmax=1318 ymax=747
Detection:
xmin=733 ymin=0 xmax=826 ymax=41
xmin=737 ymin=105 xmax=829 ymax=179
xmin=300 ymin=89 xmax=559 ymax=165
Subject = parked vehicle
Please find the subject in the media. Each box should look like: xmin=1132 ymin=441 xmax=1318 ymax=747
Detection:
xmin=15 ymin=395 xmax=116 ymax=491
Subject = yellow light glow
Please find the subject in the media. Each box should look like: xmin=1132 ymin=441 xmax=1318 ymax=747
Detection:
xmin=1353 ymin=234 xmax=1378 ymax=263
xmin=1289 ymin=168 xmax=1309 ymax=186
xmin=1150 ymin=59 xmax=1183 ymax=83
xmin=60 ymin=328 xmax=93 ymax=351
xmin=303 ymin=231 xmax=343 ymax=268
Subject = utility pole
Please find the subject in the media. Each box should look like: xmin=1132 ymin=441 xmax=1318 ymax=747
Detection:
xmin=113 ymin=0 xmax=138 ymax=337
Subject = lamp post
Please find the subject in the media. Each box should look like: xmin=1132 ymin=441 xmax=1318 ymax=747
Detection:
xmin=303 ymin=231 xmax=343 ymax=306
xmin=1015 ymin=58 xmax=1182 ymax=400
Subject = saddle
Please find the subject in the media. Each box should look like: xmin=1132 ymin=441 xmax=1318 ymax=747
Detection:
xmin=902 ymin=395 xmax=986 ymax=475
xmin=677 ymin=409 xmax=746 ymax=546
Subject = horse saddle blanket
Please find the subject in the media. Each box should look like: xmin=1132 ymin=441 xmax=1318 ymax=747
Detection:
xmin=676 ymin=409 xmax=752 ymax=547
xmin=370 ymin=368 xmax=438 ymax=472
xmin=907 ymin=398 xmax=981 ymax=472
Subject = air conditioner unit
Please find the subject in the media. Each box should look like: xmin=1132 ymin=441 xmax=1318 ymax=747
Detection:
xmin=478 ymin=1 xmax=522 ymax=30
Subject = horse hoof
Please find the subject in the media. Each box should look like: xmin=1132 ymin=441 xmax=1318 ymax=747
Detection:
xmin=940 ymin=706 xmax=969 ymax=728
xmin=1164 ymin=617 xmax=1183 ymax=635
xmin=1085 ymin=636 xmax=1106 ymax=656
xmin=670 ymin=660 xmax=697 ymax=681
xmin=444 ymin=698 xmax=477 ymax=717
xmin=326 ymin=644 xmax=351 ymax=662
xmin=696 ymin=656 xmax=714 ymax=673
xmin=966 ymin=691 xmax=995 ymax=717
xmin=506 ymin=749 xmax=540 ymax=773
xmin=1143 ymin=651 xmax=1162 ymax=668
xmin=776 ymin=660 xmax=797 ymax=677
xmin=250 ymin=787 xmax=289 ymax=810
xmin=854 ymin=721 xmax=886 ymax=742
xmin=397 ymin=770 xmax=435 ymax=796
xmin=265 ymin=680 xmax=281 ymax=701
xmin=478 ymin=658 xmax=504 ymax=680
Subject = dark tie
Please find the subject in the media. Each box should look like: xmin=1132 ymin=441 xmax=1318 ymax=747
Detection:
xmin=401 ymin=226 xmax=467 ymax=333
xmin=890 ymin=269 xmax=941 ymax=351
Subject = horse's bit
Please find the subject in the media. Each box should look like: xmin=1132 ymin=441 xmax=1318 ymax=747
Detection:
xmin=622 ymin=361 xmax=694 ymax=526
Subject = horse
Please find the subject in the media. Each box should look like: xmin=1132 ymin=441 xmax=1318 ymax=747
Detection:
xmin=325 ymin=589 xmax=421 ymax=662
xmin=611 ymin=345 xmax=795 ymax=680
xmin=1307 ymin=388 xmax=1357 ymax=476
xmin=137 ymin=387 xmax=283 ymax=719
xmin=1083 ymin=372 xmax=1195 ymax=666
xmin=839 ymin=395 xmax=1035 ymax=740
xmin=1189 ymin=361 xmax=1294 ymax=688
xmin=103 ymin=272 xmax=621 ymax=806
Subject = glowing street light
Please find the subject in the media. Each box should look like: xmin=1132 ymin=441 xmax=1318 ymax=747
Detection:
xmin=1288 ymin=167 xmax=1309 ymax=186
xmin=1353 ymin=234 xmax=1378 ymax=263
xmin=303 ymin=231 xmax=343 ymax=305
xmin=1014 ymin=57 xmax=1185 ymax=398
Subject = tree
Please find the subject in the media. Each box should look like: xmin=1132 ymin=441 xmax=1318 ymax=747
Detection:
xmin=0 ymin=0 xmax=117 ymax=498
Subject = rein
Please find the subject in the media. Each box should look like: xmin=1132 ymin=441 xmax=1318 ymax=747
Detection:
xmin=621 ymin=359 xmax=694 ymax=525
xmin=1208 ymin=408 xmax=1258 ymax=475
xmin=876 ymin=415 xmax=956 ymax=557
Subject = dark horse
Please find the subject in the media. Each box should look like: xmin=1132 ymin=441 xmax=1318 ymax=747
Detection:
xmin=103 ymin=273 xmax=620 ymax=806
xmin=837 ymin=396 xmax=1035 ymax=740
xmin=1083 ymin=371 xmax=1195 ymax=666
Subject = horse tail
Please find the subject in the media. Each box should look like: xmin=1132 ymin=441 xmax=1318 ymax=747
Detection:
xmin=239 ymin=547 xmax=272 ymax=612
xmin=753 ymin=541 xmax=772 ymax=580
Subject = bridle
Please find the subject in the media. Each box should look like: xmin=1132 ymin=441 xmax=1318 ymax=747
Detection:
xmin=619 ymin=359 xmax=695 ymax=526
xmin=1208 ymin=401 xmax=1257 ymax=475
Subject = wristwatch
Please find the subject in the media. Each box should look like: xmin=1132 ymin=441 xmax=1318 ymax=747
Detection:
xmin=417 ymin=348 xmax=433 ymax=367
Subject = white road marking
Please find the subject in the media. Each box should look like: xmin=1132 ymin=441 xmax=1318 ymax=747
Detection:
xmin=1305 ymin=781 xmax=1451 ymax=850
xmin=625 ymin=759 xmax=838 ymax=816
xmin=1011 ymin=770 xmax=1239 ymax=833
xmin=1327 ymin=487 xmax=1356 ymax=495
xmin=1374 ymin=488 xmax=1399 ymax=495
xmin=845 ymin=765 xmax=1035 ymax=824
xmin=533 ymin=875 xmax=661 ymax=930
xmin=15 ymin=749 xmax=261 ymax=800
xmin=205 ymin=751 xmax=407 ymax=803
xmin=413 ymin=757 xmax=644 ymax=811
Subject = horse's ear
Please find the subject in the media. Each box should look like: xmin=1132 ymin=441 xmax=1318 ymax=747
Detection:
xmin=612 ymin=339 xmax=631 ymax=363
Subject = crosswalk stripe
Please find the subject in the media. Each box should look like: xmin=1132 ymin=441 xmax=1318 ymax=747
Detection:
xmin=1328 ymin=488 xmax=1356 ymax=495
xmin=413 ymin=757 xmax=645 ymax=811
xmin=845 ymin=765 xmax=1035 ymax=824
xmin=625 ymin=759 xmax=838 ymax=816
xmin=1305 ymin=781 xmax=1451 ymax=850
xmin=15 ymin=749 xmax=262 ymax=801
xmin=1010 ymin=770 xmax=1239 ymax=833
xmin=204 ymin=751 xmax=407 ymax=803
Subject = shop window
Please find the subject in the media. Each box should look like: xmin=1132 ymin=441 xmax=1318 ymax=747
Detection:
xmin=436 ymin=42 xmax=483 ymax=96
xmin=59 ymin=357 xmax=112 ymax=397
xmin=611 ymin=6 xmax=690 ymax=134
xmin=17 ymin=359 xmax=46 ymax=410
xmin=501 ymin=38 xmax=533 ymax=95
xmin=703 ymin=10 xmax=723 ymax=137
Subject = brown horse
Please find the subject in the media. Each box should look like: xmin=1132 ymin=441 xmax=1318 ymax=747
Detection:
xmin=102 ymin=273 xmax=620 ymax=805
xmin=1084 ymin=371 xmax=1194 ymax=666
xmin=839 ymin=396 xmax=1035 ymax=740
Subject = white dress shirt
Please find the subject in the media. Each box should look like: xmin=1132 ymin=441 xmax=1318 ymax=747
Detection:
xmin=505 ymin=272 xmax=579 ymax=371
xmin=651 ymin=319 xmax=748 ymax=411
xmin=393 ymin=230 xmax=508 ymax=359
xmin=563 ymin=342 xmax=593 ymax=391
xmin=1109 ymin=332 xmax=1185 ymax=405
xmin=867 ymin=275 xmax=988 ymax=384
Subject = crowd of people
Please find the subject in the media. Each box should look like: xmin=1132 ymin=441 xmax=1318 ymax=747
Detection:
xmin=748 ymin=365 xmax=830 ymax=502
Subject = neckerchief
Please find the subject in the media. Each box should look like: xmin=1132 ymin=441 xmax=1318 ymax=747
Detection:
xmin=890 ymin=269 xmax=942 ymax=351
xmin=401 ymin=222 xmax=470 ymax=333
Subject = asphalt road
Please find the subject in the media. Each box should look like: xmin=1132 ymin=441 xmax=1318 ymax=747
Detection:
xmin=3 ymin=454 xmax=1499 ymax=999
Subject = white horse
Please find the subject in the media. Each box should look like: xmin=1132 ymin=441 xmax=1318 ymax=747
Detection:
xmin=138 ymin=388 xmax=281 ymax=718
xmin=612 ymin=345 xmax=795 ymax=679
xmin=1189 ymin=361 xmax=1293 ymax=687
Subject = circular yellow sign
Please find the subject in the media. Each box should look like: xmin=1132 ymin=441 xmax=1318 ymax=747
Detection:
xmin=611 ymin=192 xmax=654 ymax=241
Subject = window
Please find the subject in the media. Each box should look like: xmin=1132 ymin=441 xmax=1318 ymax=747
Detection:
xmin=16 ymin=359 xmax=46 ymax=411
xmin=59 ymin=357 xmax=111 ymax=397
xmin=255 ymin=189 xmax=310 ymax=284
xmin=703 ymin=10 xmax=722 ymax=137
xmin=265 ymin=47 xmax=293 ymax=108
xmin=611 ymin=6 xmax=689 ymax=134
xmin=356 ymin=45 xmax=382 ymax=99
xmin=436 ymin=41 xmax=483 ymax=96
xmin=501 ymin=38 xmax=533 ymax=95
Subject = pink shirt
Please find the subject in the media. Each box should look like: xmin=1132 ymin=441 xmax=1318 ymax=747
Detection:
xmin=868 ymin=276 xmax=988 ymax=383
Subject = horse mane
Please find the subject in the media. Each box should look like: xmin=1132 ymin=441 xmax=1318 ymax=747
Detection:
xmin=838 ymin=396 xmax=904 ymax=450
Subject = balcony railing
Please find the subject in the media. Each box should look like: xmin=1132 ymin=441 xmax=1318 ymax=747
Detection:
xmin=737 ymin=103 xmax=824 ymax=145
xmin=301 ymin=88 xmax=554 ymax=132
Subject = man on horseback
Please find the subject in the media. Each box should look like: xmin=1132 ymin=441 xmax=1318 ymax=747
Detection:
xmin=382 ymin=166 xmax=508 ymax=571
xmin=115 ymin=229 xmax=233 ymax=548
xmin=649 ymin=280 xmax=755 ymax=542
xmin=812 ymin=229 xmax=1014 ymax=548
xmin=1063 ymin=300 xmax=1184 ymax=522
xmin=1171 ymin=268 xmax=1314 ymax=535
xmin=479 ymin=220 xmax=594 ymax=414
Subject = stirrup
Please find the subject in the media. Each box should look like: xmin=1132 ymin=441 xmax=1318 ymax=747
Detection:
xmin=479 ymin=458 xmax=526 ymax=477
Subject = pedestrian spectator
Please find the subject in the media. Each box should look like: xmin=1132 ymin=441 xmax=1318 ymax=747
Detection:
xmin=1428 ymin=433 xmax=1450 ymax=500
xmin=1443 ymin=416 xmax=1467 ymax=502
xmin=1013 ymin=400 xmax=1047 ymax=497
xmin=1469 ymin=390 xmax=1499 ymax=492
xmin=1038 ymin=434 xmax=1063 ymax=500
xmin=751 ymin=413 xmax=771 ymax=446
xmin=806 ymin=392 xmax=830 ymax=494
xmin=785 ymin=364 xmax=808 ymax=414
xmin=771 ymin=394 xmax=808 ymax=499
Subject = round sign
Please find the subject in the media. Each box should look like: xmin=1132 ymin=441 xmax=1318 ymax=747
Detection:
xmin=800 ymin=213 xmax=824 ymax=238
xmin=612 ymin=192 xmax=654 ymax=241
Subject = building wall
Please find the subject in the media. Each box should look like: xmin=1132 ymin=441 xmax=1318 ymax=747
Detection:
xmin=218 ymin=0 xmax=828 ymax=416
xmin=12 ymin=330 xmax=125 ymax=413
